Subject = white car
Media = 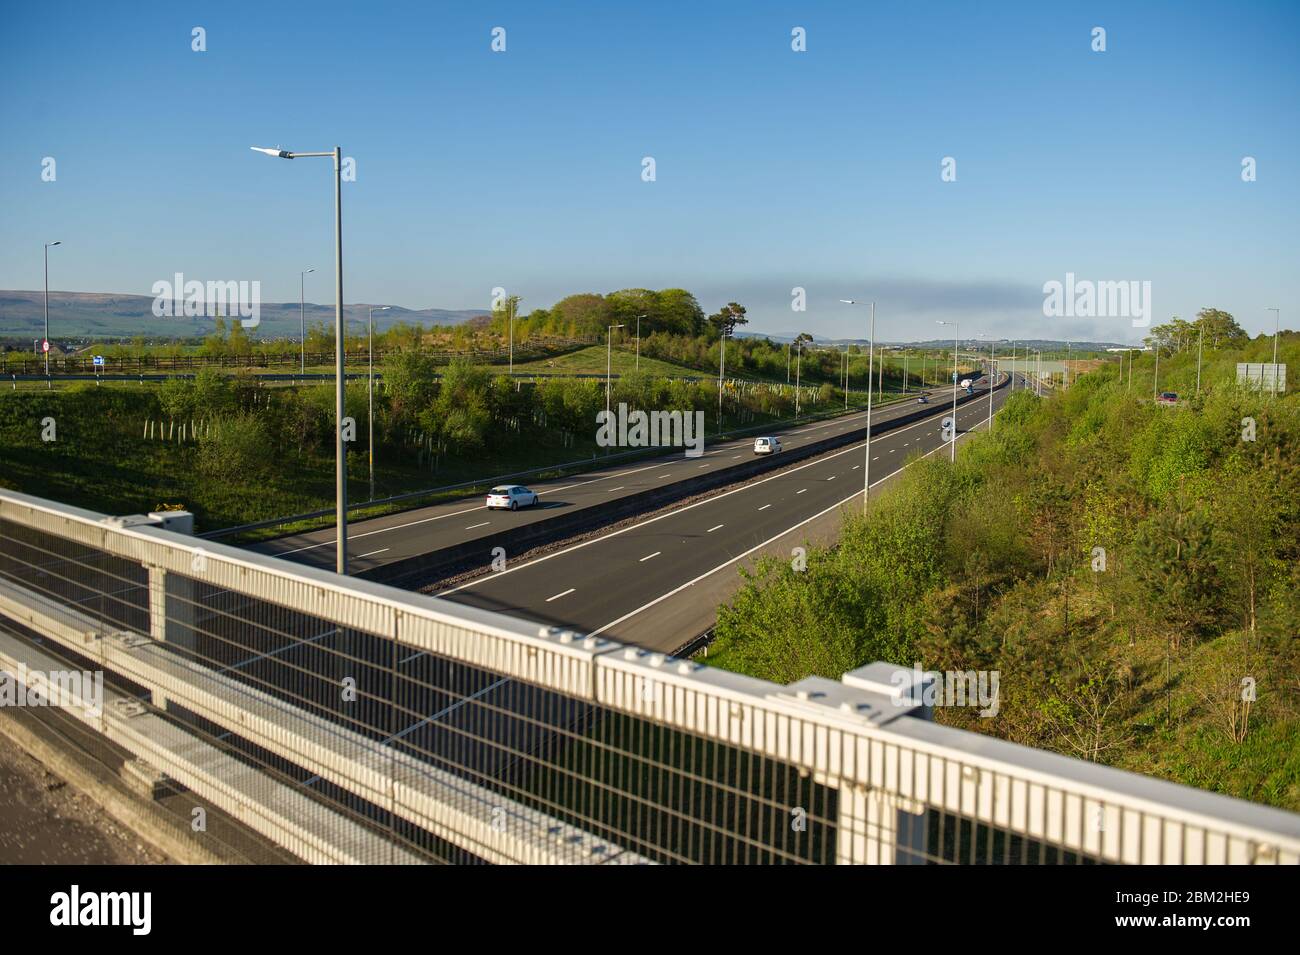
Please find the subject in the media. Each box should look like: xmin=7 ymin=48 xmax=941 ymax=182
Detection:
xmin=753 ymin=436 xmax=782 ymax=455
xmin=486 ymin=485 xmax=539 ymax=510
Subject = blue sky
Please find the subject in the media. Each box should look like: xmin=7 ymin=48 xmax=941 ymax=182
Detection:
xmin=2 ymin=0 xmax=1297 ymax=343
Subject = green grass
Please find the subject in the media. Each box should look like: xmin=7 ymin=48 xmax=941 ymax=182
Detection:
xmin=505 ymin=346 xmax=707 ymax=379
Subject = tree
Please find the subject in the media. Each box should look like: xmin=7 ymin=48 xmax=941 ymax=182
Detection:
xmin=1131 ymin=500 xmax=1223 ymax=649
xmin=1193 ymin=308 xmax=1248 ymax=350
xmin=381 ymin=347 xmax=439 ymax=423
xmin=550 ymin=293 xmax=611 ymax=338
xmin=707 ymin=302 xmax=748 ymax=339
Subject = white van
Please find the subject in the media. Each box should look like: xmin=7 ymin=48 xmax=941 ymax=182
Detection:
xmin=753 ymin=436 xmax=782 ymax=455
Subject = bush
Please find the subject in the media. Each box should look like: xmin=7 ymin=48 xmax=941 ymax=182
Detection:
xmin=196 ymin=414 xmax=272 ymax=483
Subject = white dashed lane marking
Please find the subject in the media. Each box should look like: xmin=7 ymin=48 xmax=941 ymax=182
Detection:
xmin=639 ymin=552 xmax=661 ymax=562
xmin=545 ymin=588 xmax=575 ymax=602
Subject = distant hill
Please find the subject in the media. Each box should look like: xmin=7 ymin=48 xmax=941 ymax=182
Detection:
xmin=0 ymin=290 xmax=488 ymax=342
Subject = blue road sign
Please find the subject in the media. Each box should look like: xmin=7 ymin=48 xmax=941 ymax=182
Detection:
xmin=92 ymin=355 xmax=105 ymax=366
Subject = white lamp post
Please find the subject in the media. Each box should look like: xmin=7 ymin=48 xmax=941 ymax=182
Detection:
xmin=938 ymin=321 xmax=959 ymax=461
xmin=840 ymin=301 xmax=875 ymax=510
xmin=368 ymin=306 xmax=390 ymax=500
xmin=44 ymin=239 xmax=61 ymax=382
xmin=606 ymin=323 xmax=624 ymax=417
xmin=1267 ymin=307 xmax=1281 ymax=395
xmin=299 ymin=268 xmax=315 ymax=376
xmin=252 ymin=144 xmax=350 ymax=574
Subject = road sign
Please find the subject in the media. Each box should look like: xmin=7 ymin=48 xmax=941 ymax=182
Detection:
xmin=42 ymin=340 xmax=49 ymax=353
xmin=1237 ymin=362 xmax=1287 ymax=394
xmin=92 ymin=355 xmax=105 ymax=367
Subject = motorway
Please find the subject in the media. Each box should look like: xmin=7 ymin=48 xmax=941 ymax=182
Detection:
xmin=432 ymin=376 xmax=1014 ymax=648
xmin=253 ymin=386 xmax=958 ymax=573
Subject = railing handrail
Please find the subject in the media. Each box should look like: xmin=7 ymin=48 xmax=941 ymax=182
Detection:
xmin=2 ymin=483 xmax=1298 ymax=865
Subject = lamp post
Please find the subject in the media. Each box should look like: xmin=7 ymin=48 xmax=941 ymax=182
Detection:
xmin=368 ymin=306 xmax=390 ymax=501
xmin=635 ymin=313 xmax=646 ymax=371
xmin=502 ymin=295 xmax=523 ymax=376
xmin=299 ymin=268 xmax=315 ymax=375
xmin=1267 ymin=307 xmax=1281 ymax=395
xmin=1153 ymin=341 xmax=1160 ymax=400
xmin=842 ymin=346 xmax=848 ymax=409
xmin=938 ymin=321 xmax=958 ymax=461
xmin=1195 ymin=321 xmax=1204 ymax=396
xmin=606 ymin=323 xmax=624 ymax=418
xmin=718 ymin=323 xmax=728 ymax=434
xmin=43 ymin=239 xmax=61 ymax=382
xmin=252 ymin=145 xmax=349 ymax=574
xmin=794 ymin=337 xmax=804 ymax=417
xmin=978 ymin=332 xmax=996 ymax=432
xmin=840 ymin=301 xmax=875 ymax=510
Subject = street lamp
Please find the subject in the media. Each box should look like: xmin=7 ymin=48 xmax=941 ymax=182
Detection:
xmin=937 ymin=321 xmax=958 ymax=461
xmin=1153 ymin=340 xmax=1160 ymax=400
xmin=44 ymin=241 xmax=61 ymax=381
xmin=840 ymin=300 xmax=875 ymax=510
xmin=1267 ymin=307 xmax=1281 ymax=396
xmin=1195 ymin=321 xmax=1204 ymax=396
xmin=368 ymin=306 xmax=390 ymax=501
xmin=718 ymin=324 xmax=729 ymax=435
xmin=978 ymin=332 xmax=996 ymax=432
xmin=794 ymin=336 xmax=805 ymax=417
xmin=252 ymin=144 xmax=349 ymax=574
xmin=299 ymin=268 xmax=315 ymax=375
xmin=636 ymin=314 xmax=647 ymax=370
xmin=842 ymin=345 xmax=848 ymax=410
xmin=507 ymin=295 xmax=522 ymax=375
xmin=606 ymin=323 xmax=625 ymax=418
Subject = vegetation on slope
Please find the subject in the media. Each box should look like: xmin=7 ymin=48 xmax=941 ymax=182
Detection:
xmin=709 ymin=324 xmax=1300 ymax=809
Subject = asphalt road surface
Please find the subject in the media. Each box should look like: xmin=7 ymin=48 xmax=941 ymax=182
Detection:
xmin=434 ymin=376 xmax=1013 ymax=640
xmin=254 ymin=386 xmax=954 ymax=573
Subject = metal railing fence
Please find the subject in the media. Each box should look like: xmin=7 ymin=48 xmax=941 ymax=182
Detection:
xmin=0 ymin=488 xmax=1297 ymax=865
